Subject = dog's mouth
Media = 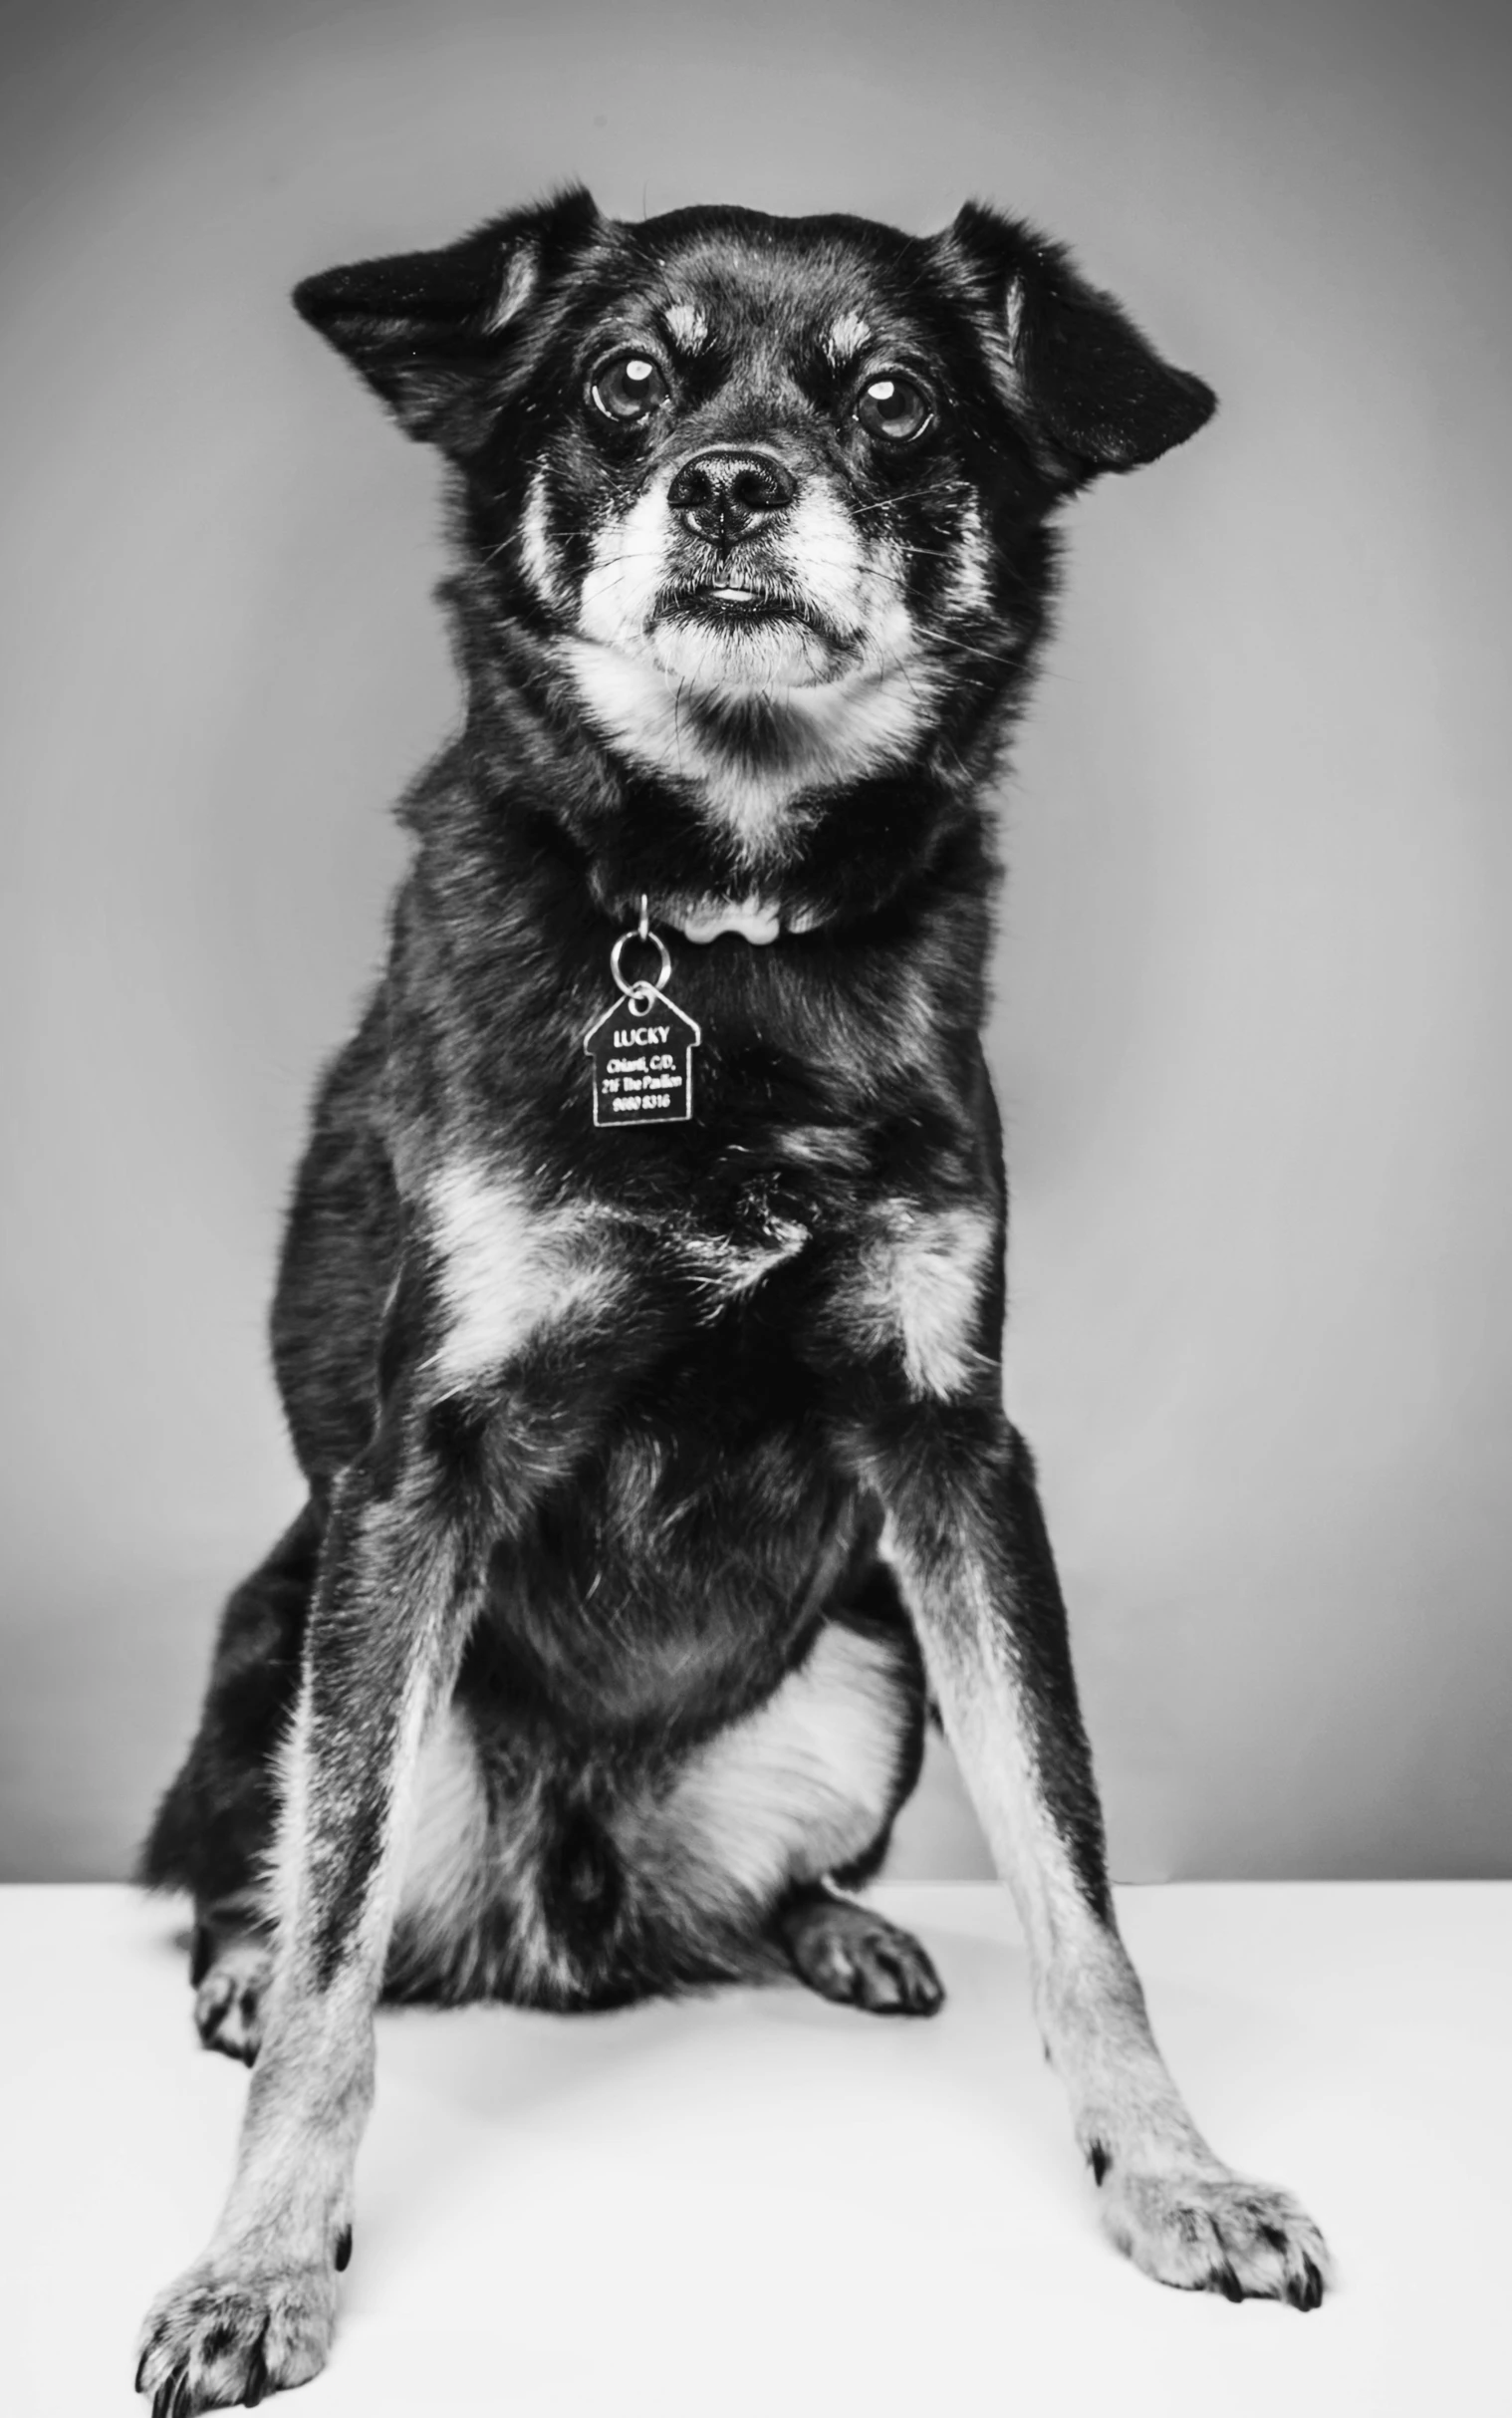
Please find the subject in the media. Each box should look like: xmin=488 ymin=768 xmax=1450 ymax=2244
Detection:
xmin=645 ymin=578 xmax=856 ymax=690
xmin=658 ymin=580 xmax=830 ymax=635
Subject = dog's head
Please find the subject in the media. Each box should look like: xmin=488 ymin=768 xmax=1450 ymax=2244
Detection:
xmin=296 ymin=191 xmax=1213 ymax=909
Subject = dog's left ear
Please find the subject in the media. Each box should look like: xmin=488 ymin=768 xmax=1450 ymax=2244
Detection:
xmin=941 ymin=201 xmax=1216 ymax=476
xmin=292 ymin=185 xmax=604 ymax=448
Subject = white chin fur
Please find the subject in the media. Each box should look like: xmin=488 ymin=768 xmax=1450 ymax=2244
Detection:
xmin=646 ymin=612 xmax=839 ymax=689
xmin=560 ymin=637 xmax=937 ymax=863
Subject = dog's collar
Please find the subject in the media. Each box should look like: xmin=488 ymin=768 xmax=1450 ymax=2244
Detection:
xmin=664 ymin=895 xmax=823 ymax=945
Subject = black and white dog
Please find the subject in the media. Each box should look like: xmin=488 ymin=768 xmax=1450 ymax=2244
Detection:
xmin=136 ymin=188 xmax=1330 ymax=2411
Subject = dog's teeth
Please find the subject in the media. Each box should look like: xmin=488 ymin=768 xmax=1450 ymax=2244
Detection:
xmin=708 ymin=586 xmax=754 ymax=600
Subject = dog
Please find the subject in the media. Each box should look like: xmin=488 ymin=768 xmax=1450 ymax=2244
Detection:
xmin=135 ymin=188 xmax=1330 ymax=2411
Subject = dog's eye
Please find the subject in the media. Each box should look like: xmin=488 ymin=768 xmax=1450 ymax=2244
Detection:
xmin=589 ymin=354 xmax=671 ymax=425
xmin=854 ymin=374 xmax=933 ymax=444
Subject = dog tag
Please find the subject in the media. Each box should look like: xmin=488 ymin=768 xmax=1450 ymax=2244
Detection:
xmin=584 ymin=907 xmax=702 ymax=1128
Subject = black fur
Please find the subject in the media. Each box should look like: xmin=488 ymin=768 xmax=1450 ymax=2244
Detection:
xmin=143 ymin=1504 xmax=319 ymax=1911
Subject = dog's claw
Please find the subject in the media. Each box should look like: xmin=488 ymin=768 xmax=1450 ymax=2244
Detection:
xmin=241 ymin=2314 xmax=270 ymax=2407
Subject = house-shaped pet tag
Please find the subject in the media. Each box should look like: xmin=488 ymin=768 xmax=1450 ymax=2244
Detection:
xmin=584 ymin=909 xmax=702 ymax=1128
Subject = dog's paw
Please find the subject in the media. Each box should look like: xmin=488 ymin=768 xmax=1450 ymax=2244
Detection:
xmin=784 ymin=1896 xmax=945 ymax=2016
xmin=192 ymin=1937 xmax=270 ymax=2065
xmin=135 ymin=2252 xmax=339 ymax=2412
xmin=1096 ymin=2160 xmax=1331 ymax=2309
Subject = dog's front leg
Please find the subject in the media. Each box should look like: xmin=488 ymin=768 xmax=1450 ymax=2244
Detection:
xmin=135 ymin=1421 xmax=487 ymax=2413
xmin=856 ymin=1400 xmax=1331 ymax=2308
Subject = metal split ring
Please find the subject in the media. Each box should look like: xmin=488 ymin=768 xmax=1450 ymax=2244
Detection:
xmin=610 ymin=925 xmax=671 ymax=999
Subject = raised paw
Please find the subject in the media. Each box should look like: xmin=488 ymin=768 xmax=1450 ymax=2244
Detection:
xmin=1095 ymin=2160 xmax=1331 ymax=2310
xmin=191 ymin=1933 xmax=270 ymax=2066
xmin=135 ymin=2252 xmax=338 ymax=2412
xmin=782 ymin=1892 xmax=945 ymax=2016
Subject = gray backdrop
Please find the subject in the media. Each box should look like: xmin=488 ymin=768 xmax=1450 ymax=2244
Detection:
xmin=3 ymin=0 xmax=1508 ymax=1884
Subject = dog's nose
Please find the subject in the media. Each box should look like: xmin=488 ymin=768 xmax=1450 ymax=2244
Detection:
xmin=667 ymin=449 xmax=797 ymax=544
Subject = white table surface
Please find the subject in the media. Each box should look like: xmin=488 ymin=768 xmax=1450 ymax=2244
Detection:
xmin=3 ymin=1880 xmax=1507 ymax=2415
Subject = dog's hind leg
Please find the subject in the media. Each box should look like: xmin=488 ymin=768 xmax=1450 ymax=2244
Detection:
xmin=140 ymin=1502 xmax=320 ymax=1908
xmin=777 ymin=1883 xmax=943 ymax=2015
xmin=187 ymin=1916 xmax=271 ymax=2066
xmin=768 ymin=1566 xmax=942 ymax=2017
xmin=139 ymin=1503 xmax=322 ymax=2062
xmin=648 ymin=1600 xmax=942 ymax=2013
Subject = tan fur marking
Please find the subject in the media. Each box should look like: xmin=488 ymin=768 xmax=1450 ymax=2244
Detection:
xmin=644 ymin=1623 xmax=907 ymax=1906
xmin=847 ymin=1204 xmax=995 ymax=1397
xmin=825 ymin=310 xmax=873 ymax=367
xmin=673 ymin=1213 xmax=809 ymax=1304
xmin=487 ymin=241 xmax=538 ymax=334
xmin=662 ymin=301 xmax=710 ymax=355
xmin=387 ymin=1724 xmax=581 ymax=2005
xmin=393 ymin=1700 xmax=492 ymax=1956
xmin=1003 ymin=276 xmax=1025 ymax=358
xmin=943 ymin=493 xmax=993 ymax=616
xmin=427 ymin=1163 xmax=616 ymax=1386
xmin=520 ymin=468 xmax=567 ymax=612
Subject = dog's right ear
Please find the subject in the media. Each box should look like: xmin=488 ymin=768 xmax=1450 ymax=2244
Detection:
xmin=292 ymin=185 xmax=603 ymax=447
